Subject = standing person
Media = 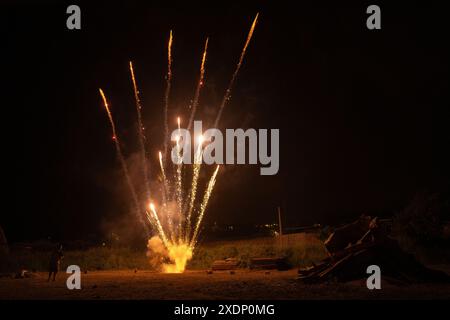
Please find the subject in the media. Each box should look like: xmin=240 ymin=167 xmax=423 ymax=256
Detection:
xmin=47 ymin=244 xmax=64 ymax=282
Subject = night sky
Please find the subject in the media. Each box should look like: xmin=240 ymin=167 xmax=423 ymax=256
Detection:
xmin=3 ymin=1 xmax=449 ymax=242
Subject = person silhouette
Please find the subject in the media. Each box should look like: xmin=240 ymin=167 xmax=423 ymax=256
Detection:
xmin=47 ymin=244 xmax=64 ymax=282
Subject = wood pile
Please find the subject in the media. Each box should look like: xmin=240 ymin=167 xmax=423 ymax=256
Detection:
xmin=298 ymin=216 xmax=450 ymax=284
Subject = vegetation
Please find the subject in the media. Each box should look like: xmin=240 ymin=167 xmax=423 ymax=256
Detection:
xmin=189 ymin=236 xmax=328 ymax=269
xmin=2 ymin=235 xmax=328 ymax=272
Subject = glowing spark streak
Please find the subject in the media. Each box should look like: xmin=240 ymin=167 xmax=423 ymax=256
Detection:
xmin=187 ymin=38 xmax=209 ymax=131
xmin=185 ymin=140 xmax=203 ymax=241
xmin=147 ymin=204 xmax=169 ymax=248
xmin=163 ymin=30 xmax=173 ymax=162
xmin=213 ymin=13 xmax=259 ymax=128
xmin=99 ymin=88 xmax=148 ymax=230
xmin=159 ymin=151 xmax=174 ymax=242
xmin=190 ymin=165 xmax=220 ymax=248
xmin=129 ymin=61 xmax=151 ymax=200
xmin=158 ymin=151 xmax=169 ymax=203
xmin=175 ymin=119 xmax=184 ymax=239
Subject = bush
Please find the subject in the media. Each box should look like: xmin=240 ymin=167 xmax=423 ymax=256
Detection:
xmin=188 ymin=236 xmax=328 ymax=269
xmin=6 ymin=247 xmax=150 ymax=272
xmin=5 ymin=235 xmax=329 ymax=271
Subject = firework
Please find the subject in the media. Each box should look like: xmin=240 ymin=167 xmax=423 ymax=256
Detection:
xmin=214 ymin=13 xmax=259 ymax=128
xmin=163 ymin=30 xmax=173 ymax=162
xmin=188 ymin=37 xmax=209 ymax=131
xmin=158 ymin=150 xmax=174 ymax=242
xmin=158 ymin=151 xmax=169 ymax=200
xmin=98 ymin=89 xmax=149 ymax=233
xmin=190 ymin=165 xmax=220 ymax=248
xmin=147 ymin=202 xmax=169 ymax=247
xmin=184 ymin=134 xmax=204 ymax=242
xmin=175 ymin=118 xmax=185 ymax=238
xmin=129 ymin=61 xmax=152 ymax=201
xmin=99 ymin=14 xmax=258 ymax=272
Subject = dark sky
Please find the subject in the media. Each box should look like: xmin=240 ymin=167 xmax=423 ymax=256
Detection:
xmin=3 ymin=1 xmax=449 ymax=242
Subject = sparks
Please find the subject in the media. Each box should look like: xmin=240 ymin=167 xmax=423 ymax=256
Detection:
xmin=98 ymin=88 xmax=148 ymax=231
xmin=214 ymin=13 xmax=259 ymax=128
xmin=99 ymin=14 xmax=258 ymax=273
xmin=188 ymin=37 xmax=209 ymax=131
xmin=130 ymin=61 xmax=152 ymax=208
xmin=148 ymin=202 xmax=169 ymax=247
xmin=190 ymin=165 xmax=220 ymax=248
xmin=163 ymin=30 xmax=173 ymax=161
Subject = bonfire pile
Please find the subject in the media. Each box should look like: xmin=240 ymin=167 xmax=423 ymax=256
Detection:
xmin=298 ymin=215 xmax=450 ymax=284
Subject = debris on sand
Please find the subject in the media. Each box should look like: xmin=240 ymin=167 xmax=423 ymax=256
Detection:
xmin=298 ymin=215 xmax=450 ymax=284
xmin=211 ymin=258 xmax=239 ymax=271
xmin=14 ymin=269 xmax=35 ymax=279
xmin=250 ymin=257 xmax=290 ymax=271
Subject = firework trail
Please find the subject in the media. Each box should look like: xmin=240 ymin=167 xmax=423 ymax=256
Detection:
xmin=129 ymin=61 xmax=151 ymax=200
xmin=185 ymin=136 xmax=204 ymax=242
xmin=158 ymin=151 xmax=175 ymax=243
xmin=147 ymin=203 xmax=169 ymax=247
xmin=98 ymin=88 xmax=150 ymax=231
xmin=187 ymin=37 xmax=209 ymax=131
xmin=174 ymin=117 xmax=184 ymax=239
xmin=190 ymin=165 xmax=220 ymax=248
xmin=158 ymin=151 xmax=169 ymax=206
xmin=213 ymin=13 xmax=259 ymax=128
xmin=99 ymin=15 xmax=258 ymax=272
xmin=163 ymin=30 xmax=173 ymax=162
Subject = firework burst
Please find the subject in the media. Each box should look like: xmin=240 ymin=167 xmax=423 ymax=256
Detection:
xmin=98 ymin=14 xmax=258 ymax=273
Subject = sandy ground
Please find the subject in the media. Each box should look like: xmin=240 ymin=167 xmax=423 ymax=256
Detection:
xmin=1 ymin=269 xmax=449 ymax=300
